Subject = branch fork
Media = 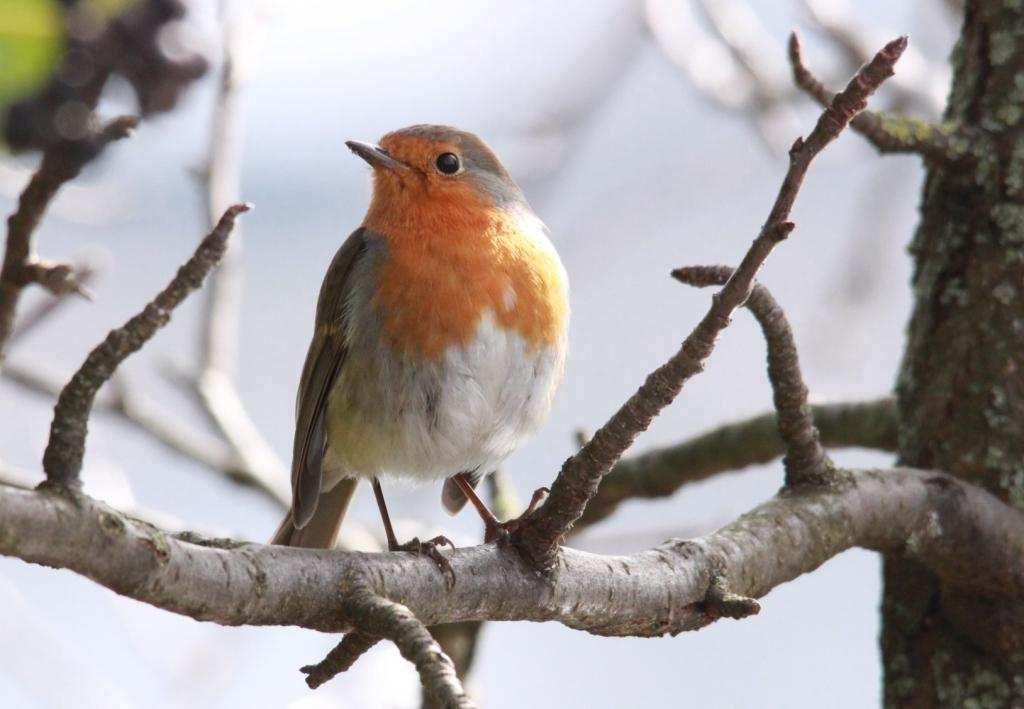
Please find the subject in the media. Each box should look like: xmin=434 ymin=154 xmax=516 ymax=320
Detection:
xmin=511 ymin=34 xmax=908 ymax=571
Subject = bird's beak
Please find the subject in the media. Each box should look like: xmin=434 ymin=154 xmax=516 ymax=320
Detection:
xmin=345 ymin=140 xmax=410 ymax=173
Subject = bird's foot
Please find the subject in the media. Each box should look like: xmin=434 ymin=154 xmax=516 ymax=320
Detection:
xmin=484 ymin=486 xmax=550 ymax=544
xmin=390 ymin=535 xmax=456 ymax=587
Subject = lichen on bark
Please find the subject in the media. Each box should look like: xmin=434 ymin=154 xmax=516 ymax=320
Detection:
xmin=886 ymin=1 xmax=1024 ymax=705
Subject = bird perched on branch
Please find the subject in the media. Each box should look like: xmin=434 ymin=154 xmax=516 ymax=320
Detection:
xmin=271 ymin=125 xmax=569 ymax=574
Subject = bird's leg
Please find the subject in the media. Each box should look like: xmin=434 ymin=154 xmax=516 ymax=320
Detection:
xmin=451 ymin=472 xmax=549 ymax=544
xmin=371 ymin=477 xmax=455 ymax=585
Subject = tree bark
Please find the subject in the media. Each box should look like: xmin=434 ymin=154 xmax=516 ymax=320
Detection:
xmin=886 ymin=2 xmax=1024 ymax=705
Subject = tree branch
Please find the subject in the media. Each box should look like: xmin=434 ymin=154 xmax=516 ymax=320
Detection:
xmin=160 ymin=7 xmax=293 ymax=512
xmin=788 ymin=32 xmax=964 ymax=163
xmin=340 ymin=588 xmax=474 ymax=708
xmin=513 ymin=35 xmax=908 ymax=568
xmin=300 ymin=632 xmax=381 ymax=689
xmin=0 ymin=116 xmax=137 ymax=360
xmin=672 ymin=265 xmax=832 ymax=485
xmin=576 ymin=397 xmax=896 ymax=531
xmin=41 ymin=204 xmax=250 ymax=486
xmin=798 ymin=0 xmax=945 ymax=114
xmin=1 ymin=466 xmax=1020 ymax=638
xmin=8 ymin=253 xmax=102 ymax=345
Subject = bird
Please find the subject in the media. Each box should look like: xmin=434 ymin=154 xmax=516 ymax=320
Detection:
xmin=271 ymin=125 xmax=569 ymax=574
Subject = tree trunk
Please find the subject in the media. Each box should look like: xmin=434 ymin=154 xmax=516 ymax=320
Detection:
xmin=886 ymin=2 xmax=1024 ymax=705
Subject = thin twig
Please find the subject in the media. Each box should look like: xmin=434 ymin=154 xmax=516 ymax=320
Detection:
xmin=576 ymin=397 xmax=896 ymax=531
xmin=199 ymin=8 xmax=246 ymax=378
xmin=798 ymin=0 xmax=944 ymax=113
xmin=343 ymin=589 xmax=475 ymax=708
xmin=8 ymin=256 xmax=102 ymax=345
xmin=672 ymin=265 xmax=833 ymax=485
xmin=788 ymin=32 xmax=964 ymax=163
xmin=19 ymin=261 xmax=94 ymax=300
xmin=300 ymin=632 xmax=381 ymax=689
xmin=3 ymin=362 xmax=243 ymax=479
xmin=41 ymin=204 xmax=250 ymax=486
xmin=513 ymin=36 xmax=908 ymax=569
xmin=163 ymin=2 xmax=293 ymax=510
xmin=0 ymin=117 xmax=137 ymax=360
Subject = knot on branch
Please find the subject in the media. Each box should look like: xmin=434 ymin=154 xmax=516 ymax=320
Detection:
xmin=672 ymin=265 xmax=835 ymax=487
xmin=703 ymin=574 xmax=761 ymax=621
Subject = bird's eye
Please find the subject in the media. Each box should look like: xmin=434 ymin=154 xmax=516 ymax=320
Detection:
xmin=435 ymin=153 xmax=460 ymax=174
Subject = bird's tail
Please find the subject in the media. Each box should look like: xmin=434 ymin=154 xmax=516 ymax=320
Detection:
xmin=270 ymin=478 xmax=358 ymax=549
xmin=441 ymin=470 xmax=484 ymax=514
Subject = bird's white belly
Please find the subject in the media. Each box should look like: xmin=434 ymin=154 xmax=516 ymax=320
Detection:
xmin=323 ymin=310 xmax=565 ymax=485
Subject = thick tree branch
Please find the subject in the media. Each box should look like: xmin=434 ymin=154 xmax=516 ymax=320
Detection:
xmin=0 ymin=117 xmax=137 ymax=360
xmin=41 ymin=204 xmax=250 ymax=486
xmin=513 ymin=35 xmax=907 ymax=568
xmin=788 ymin=32 xmax=964 ymax=163
xmin=0 ymin=467 xmax=1020 ymax=639
xmin=577 ymin=397 xmax=896 ymax=531
xmin=673 ymin=265 xmax=832 ymax=485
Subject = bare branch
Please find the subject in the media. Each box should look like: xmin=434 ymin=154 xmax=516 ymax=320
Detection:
xmin=199 ymin=11 xmax=247 ymax=379
xmin=513 ymin=35 xmax=908 ymax=568
xmin=342 ymin=588 xmax=474 ymax=708
xmin=421 ymin=622 xmax=484 ymax=709
xmin=577 ymin=397 xmax=896 ymax=531
xmin=301 ymin=632 xmax=381 ymax=689
xmin=41 ymin=204 xmax=250 ymax=486
xmin=418 ymin=472 xmax=521 ymax=707
xmin=798 ymin=0 xmax=945 ymax=113
xmin=0 ymin=116 xmax=137 ymax=360
xmin=157 ymin=7 xmax=293 ymax=511
xmin=19 ymin=261 xmax=94 ymax=300
xmin=9 ymin=255 xmax=102 ymax=345
xmin=788 ymin=33 xmax=964 ymax=163
xmin=673 ymin=265 xmax=832 ymax=485
xmin=1 ymin=466 xmax=1020 ymax=638
xmin=3 ymin=361 xmax=242 ymax=476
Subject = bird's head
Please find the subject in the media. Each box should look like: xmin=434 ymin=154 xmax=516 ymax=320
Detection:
xmin=347 ymin=125 xmax=528 ymax=234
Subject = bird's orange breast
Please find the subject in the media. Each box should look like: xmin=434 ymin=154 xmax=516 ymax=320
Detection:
xmin=364 ymin=189 xmax=567 ymax=361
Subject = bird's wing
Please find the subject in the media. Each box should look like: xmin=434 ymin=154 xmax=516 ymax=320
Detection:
xmin=291 ymin=227 xmax=367 ymax=528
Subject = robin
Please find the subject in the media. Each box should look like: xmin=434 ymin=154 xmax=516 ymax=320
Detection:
xmin=271 ymin=125 xmax=569 ymax=572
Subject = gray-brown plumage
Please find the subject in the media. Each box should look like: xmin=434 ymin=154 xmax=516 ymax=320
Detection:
xmin=271 ymin=229 xmax=365 ymax=548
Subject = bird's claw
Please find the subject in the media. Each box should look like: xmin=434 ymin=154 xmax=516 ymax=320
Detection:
xmin=484 ymin=486 xmax=551 ymax=544
xmin=391 ymin=535 xmax=456 ymax=587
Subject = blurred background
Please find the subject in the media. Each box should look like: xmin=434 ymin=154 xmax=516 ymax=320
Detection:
xmin=0 ymin=1 xmax=960 ymax=707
